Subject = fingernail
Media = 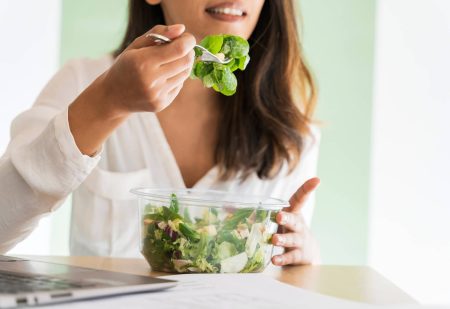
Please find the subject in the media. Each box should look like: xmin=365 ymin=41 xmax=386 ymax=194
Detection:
xmin=167 ymin=24 xmax=184 ymax=32
xmin=276 ymin=236 xmax=285 ymax=245
xmin=279 ymin=214 xmax=287 ymax=225
xmin=273 ymin=256 xmax=283 ymax=265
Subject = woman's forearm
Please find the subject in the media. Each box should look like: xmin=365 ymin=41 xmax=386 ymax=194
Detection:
xmin=68 ymin=73 xmax=129 ymax=156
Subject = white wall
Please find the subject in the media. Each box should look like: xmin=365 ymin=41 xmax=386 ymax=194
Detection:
xmin=0 ymin=0 xmax=62 ymax=255
xmin=370 ymin=0 xmax=450 ymax=305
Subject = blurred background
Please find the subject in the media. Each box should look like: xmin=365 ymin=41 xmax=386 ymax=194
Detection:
xmin=1 ymin=0 xmax=449 ymax=305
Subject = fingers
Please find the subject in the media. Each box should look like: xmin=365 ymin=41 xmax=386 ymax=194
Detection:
xmin=165 ymin=67 xmax=191 ymax=86
xmin=272 ymin=232 xmax=303 ymax=248
xmin=154 ymin=32 xmax=196 ymax=65
xmin=166 ymin=84 xmax=184 ymax=104
xmin=272 ymin=249 xmax=303 ymax=266
xmin=154 ymin=64 xmax=191 ymax=95
xmin=126 ymin=24 xmax=186 ymax=51
xmin=276 ymin=211 xmax=304 ymax=233
xmin=135 ymin=32 xmax=195 ymax=66
xmin=153 ymin=76 xmax=186 ymax=112
xmin=159 ymin=50 xmax=195 ymax=79
xmin=287 ymin=177 xmax=320 ymax=213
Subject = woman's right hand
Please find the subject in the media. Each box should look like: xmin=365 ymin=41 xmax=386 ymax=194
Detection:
xmin=68 ymin=24 xmax=195 ymax=156
xmin=101 ymin=24 xmax=196 ymax=117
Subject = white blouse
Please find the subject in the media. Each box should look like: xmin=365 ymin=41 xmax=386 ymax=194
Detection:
xmin=0 ymin=55 xmax=320 ymax=257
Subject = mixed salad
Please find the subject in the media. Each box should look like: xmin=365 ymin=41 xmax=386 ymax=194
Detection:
xmin=190 ymin=34 xmax=250 ymax=96
xmin=141 ymin=194 xmax=278 ymax=273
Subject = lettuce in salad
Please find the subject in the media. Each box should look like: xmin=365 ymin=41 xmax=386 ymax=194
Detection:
xmin=141 ymin=193 xmax=277 ymax=273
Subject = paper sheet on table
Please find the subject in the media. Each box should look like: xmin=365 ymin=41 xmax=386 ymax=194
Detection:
xmin=39 ymin=273 xmax=447 ymax=309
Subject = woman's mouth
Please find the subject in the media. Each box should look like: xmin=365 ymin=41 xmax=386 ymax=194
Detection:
xmin=205 ymin=5 xmax=247 ymax=22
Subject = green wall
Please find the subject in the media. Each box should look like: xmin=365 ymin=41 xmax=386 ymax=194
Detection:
xmin=56 ymin=0 xmax=376 ymax=265
xmin=301 ymin=0 xmax=376 ymax=264
xmin=60 ymin=0 xmax=128 ymax=64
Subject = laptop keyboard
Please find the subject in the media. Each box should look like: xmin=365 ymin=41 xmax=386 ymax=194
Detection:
xmin=0 ymin=272 xmax=89 ymax=294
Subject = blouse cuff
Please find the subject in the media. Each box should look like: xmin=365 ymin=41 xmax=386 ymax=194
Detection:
xmin=53 ymin=108 xmax=102 ymax=176
xmin=10 ymin=108 xmax=102 ymax=200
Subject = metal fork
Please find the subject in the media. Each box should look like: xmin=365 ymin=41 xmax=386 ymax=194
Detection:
xmin=145 ymin=33 xmax=231 ymax=64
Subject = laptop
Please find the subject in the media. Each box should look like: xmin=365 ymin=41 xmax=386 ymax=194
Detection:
xmin=0 ymin=256 xmax=177 ymax=308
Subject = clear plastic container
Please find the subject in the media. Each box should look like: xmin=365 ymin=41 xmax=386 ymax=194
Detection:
xmin=130 ymin=188 xmax=288 ymax=273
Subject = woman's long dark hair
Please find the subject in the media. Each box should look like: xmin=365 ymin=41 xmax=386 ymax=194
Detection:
xmin=114 ymin=1 xmax=317 ymax=180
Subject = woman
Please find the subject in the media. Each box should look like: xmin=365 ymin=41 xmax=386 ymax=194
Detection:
xmin=0 ymin=0 xmax=320 ymax=266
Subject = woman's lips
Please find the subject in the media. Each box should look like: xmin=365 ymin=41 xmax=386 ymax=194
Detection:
xmin=206 ymin=12 xmax=245 ymax=22
xmin=205 ymin=5 xmax=247 ymax=22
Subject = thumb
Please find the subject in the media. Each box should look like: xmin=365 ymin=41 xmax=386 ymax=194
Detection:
xmin=148 ymin=24 xmax=186 ymax=41
xmin=126 ymin=24 xmax=186 ymax=51
xmin=287 ymin=177 xmax=320 ymax=213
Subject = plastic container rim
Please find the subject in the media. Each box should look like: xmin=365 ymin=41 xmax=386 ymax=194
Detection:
xmin=130 ymin=187 xmax=288 ymax=210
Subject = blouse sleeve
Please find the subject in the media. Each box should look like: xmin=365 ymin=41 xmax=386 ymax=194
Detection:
xmin=0 ymin=60 xmax=102 ymax=253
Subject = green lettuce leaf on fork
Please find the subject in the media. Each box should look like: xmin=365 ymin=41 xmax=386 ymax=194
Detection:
xmin=191 ymin=34 xmax=250 ymax=96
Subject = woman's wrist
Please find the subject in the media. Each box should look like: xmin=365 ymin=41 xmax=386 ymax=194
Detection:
xmin=83 ymin=72 xmax=131 ymax=121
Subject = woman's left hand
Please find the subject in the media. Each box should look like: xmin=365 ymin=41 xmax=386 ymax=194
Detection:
xmin=271 ymin=177 xmax=321 ymax=266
